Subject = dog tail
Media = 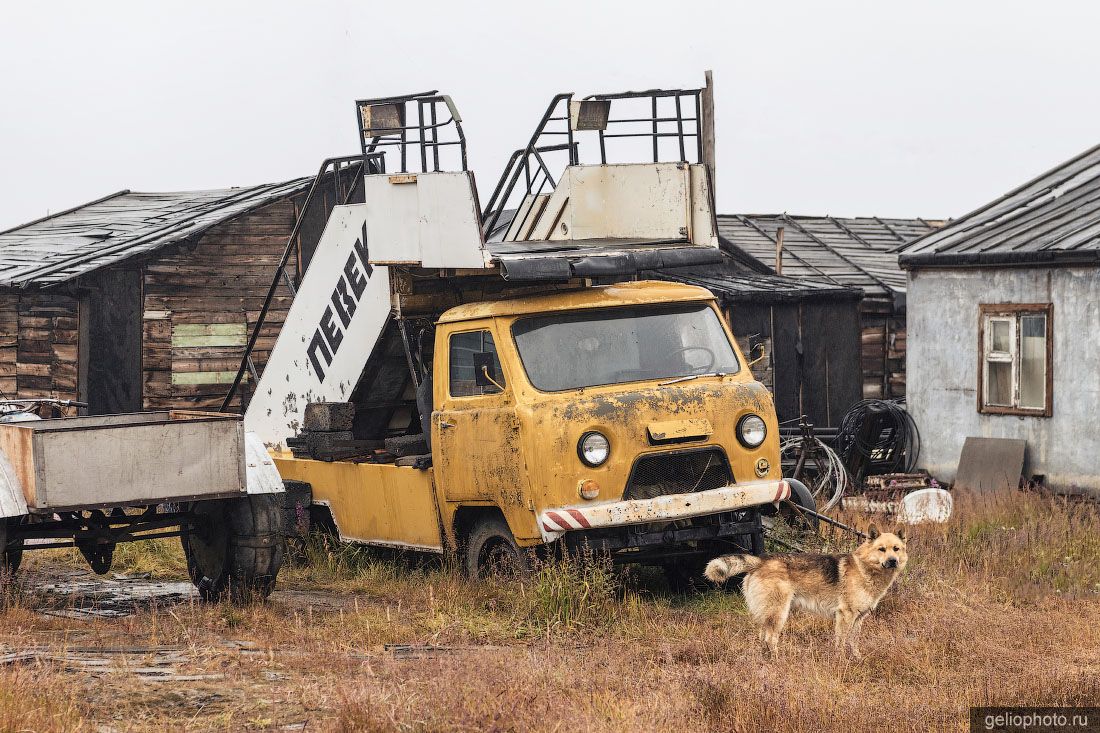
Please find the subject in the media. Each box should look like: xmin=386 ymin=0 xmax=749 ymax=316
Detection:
xmin=704 ymin=554 xmax=763 ymax=584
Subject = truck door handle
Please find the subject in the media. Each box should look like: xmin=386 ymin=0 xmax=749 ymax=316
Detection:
xmin=439 ymin=420 xmax=455 ymax=430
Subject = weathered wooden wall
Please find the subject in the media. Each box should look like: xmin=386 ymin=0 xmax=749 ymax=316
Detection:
xmin=860 ymin=298 xmax=906 ymax=399
xmin=142 ymin=199 xmax=300 ymax=411
xmin=84 ymin=268 xmax=143 ymax=414
xmin=0 ymin=292 xmax=80 ymax=400
xmin=726 ymin=299 xmax=861 ymax=427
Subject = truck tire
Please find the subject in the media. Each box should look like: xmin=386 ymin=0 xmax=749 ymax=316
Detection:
xmin=462 ymin=515 xmax=531 ymax=580
xmin=662 ymin=556 xmax=710 ymax=594
xmin=0 ymin=517 xmax=22 ymax=579
xmin=782 ymin=479 xmax=820 ymax=533
xmin=182 ymin=495 xmax=284 ymax=604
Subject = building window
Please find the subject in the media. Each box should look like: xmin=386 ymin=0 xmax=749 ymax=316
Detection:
xmin=978 ymin=304 xmax=1052 ymax=416
xmin=449 ymin=329 xmax=506 ymax=397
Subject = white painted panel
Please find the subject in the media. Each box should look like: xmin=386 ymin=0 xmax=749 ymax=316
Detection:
xmin=24 ymin=418 xmax=246 ymax=511
xmin=0 ymin=450 xmax=27 ymax=518
xmin=363 ymin=176 xmax=419 ymax=264
xmin=245 ymin=431 xmax=283 ymax=494
xmin=417 ymin=172 xmax=486 ymax=268
xmin=534 ymin=186 xmax=571 ymax=241
xmin=244 ymin=205 xmax=391 ymax=450
xmin=504 ymin=194 xmax=538 ymax=241
xmin=688 ymin=164 xmax=720 ymax=248
xmin=362 ymin=172 xmax=486 ymax=269
xmin=515 ymin=194 xmax=551 ymax=240
xmin=565 ymin=163 xmax=689 ymax=241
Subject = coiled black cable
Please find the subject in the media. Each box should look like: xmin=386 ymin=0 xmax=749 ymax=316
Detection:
xmin=834 ymin=399 xmax=920 ymax=477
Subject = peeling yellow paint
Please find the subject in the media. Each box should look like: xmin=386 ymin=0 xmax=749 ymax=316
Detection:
xmin=274 ymin=281 xmax=783 ymax=554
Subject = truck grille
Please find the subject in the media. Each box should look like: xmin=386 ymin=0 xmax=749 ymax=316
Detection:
xmin=622 ymin=448 xmax=733 ymax=501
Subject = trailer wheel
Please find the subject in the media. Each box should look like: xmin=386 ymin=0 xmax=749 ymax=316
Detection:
xmin=462 ymin=516 xmax=530 ymax=580
xmin=0 ymin=517 xmax=22 ymax=580
xmin=182 ymin=495 xmax=284 ymax=604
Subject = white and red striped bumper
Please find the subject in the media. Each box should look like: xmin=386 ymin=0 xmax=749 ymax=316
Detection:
xmin=537 ymin=479 xmax=790 ymax=543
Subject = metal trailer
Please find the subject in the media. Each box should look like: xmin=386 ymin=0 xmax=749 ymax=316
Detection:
xmin=0 ymin=401 xmax=286 ymax=603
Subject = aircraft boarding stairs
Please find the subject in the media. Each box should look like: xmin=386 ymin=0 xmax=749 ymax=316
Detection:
xmin=233 ymin=81 xmax=724 ymax=448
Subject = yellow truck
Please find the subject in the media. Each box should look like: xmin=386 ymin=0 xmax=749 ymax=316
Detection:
xmin=230 ymin=78 xmax=815 ymax=583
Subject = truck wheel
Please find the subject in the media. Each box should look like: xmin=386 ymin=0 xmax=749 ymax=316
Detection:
xmin=463 ymin=516 xmax=530 ymax=580
xmin=662 ymin=556 xmax=710 ymax=594
xmin=0 ymin=517 xmax=22 ymax=579
xmin=782 ymin=479 xmax=820 ymax=533
xmin=182 ymin=495 xmax=284 ymax=604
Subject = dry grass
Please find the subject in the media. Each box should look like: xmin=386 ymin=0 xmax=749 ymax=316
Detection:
xmin=1 ymin=488 xmax=1098 ymax=732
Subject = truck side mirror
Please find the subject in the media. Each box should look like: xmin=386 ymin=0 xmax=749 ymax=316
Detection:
xmin=472 ymin=352 xmax=503 ymax=390
xmin=747 ymin=341 xmax=768 ymax=367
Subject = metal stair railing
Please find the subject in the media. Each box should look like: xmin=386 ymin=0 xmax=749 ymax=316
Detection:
xmin=481 ymin=94 xmax=576 ymax=239
xmin=221 ymin=152 xmax=384 ymax=411
xmin=481 ymin=86 xmax=710 ymax=241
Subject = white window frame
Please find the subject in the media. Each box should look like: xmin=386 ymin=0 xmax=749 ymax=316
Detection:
xmin=977 ymin=304 xmax=1052 ymax=417
xmin=982 ymin=316 xmax=1015 ymax=407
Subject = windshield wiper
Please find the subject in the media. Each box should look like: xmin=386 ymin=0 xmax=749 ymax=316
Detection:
xmin=659 ymin=371 xmax=725 ymax=386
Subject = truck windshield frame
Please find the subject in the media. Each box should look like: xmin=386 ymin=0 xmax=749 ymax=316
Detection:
xmin=511 ymin=303 xmax=741 ymax=393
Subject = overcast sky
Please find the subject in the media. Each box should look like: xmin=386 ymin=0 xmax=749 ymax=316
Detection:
xmin=2 ymin=1 xmax=1098 ymax=230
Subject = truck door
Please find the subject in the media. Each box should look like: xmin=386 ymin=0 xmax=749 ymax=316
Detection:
xmin=434 ymin=325 xmax=526 ymax=503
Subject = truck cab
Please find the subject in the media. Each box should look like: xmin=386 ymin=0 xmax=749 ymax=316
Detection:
xmin=240 ymin=78 xmax=803 ymax=580
xmin=271 ymin=280 xmax=790 ymax=579
xmin=431 ymin=281 xmax=786 ymax=574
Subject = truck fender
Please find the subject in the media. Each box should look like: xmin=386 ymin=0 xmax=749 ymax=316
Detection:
xmin=245 ymin=431 xmax=284 ymax=495
xmin=0 ymin=448 xmax=28 ymax=519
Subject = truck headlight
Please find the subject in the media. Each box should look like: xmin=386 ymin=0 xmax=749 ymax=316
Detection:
xmin=578 ymin=431 xmax=610 ymax=467
xmin=737 ymin=414 xmax=767 ymax=449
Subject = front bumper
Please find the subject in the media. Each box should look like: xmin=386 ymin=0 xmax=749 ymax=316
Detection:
xmin=537 ymin=479 xmax=790 ymax=543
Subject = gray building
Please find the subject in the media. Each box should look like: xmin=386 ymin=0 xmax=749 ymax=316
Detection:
xmin=899 ymin=143 xmax=1100 ymax=496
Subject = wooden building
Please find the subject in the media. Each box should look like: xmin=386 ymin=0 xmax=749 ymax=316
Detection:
xmin=899 ymin=143 xmax=1100 ymax=497
xmin=0 ymin=180 xmax=339 ymax=414
xmin=654 ymin=254 xmax=863 ymax=427
xmin=717 ymin=214 xmax=943 ymax=400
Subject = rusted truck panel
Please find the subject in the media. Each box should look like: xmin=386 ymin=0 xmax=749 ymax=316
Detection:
xmin=0 ymin=410 xmax=246 ymax=512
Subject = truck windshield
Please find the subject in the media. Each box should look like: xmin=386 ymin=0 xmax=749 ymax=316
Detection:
xmin=511 ymin=304 xmax=740 ymax=392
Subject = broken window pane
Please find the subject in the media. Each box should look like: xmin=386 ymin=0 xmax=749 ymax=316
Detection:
xmin=1018 ymin=314 xmax=1047 ymax=409
xmin=986 ymin=360 xmax=1013 ymax=406
xmin=990 ymin=319 xmax=1011 ymax=353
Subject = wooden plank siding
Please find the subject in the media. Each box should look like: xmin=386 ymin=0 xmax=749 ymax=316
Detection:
xmin=859 ymin=298 xmax=906 ymax=399
xmin=726 ymin=299 xmax=861 ymax=427
xmin=0 ymin=295 xmax=16 ymax=396
xmin=142 ymin=199 xmax=301 ymax=411
xmin=0 ymin=291 xmax=80 ymax=400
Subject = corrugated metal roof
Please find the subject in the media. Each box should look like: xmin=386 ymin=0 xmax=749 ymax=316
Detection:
xmin=898 ymin=143 xmax=1100 ymax=268
xmin=650 ymin=253 xmax=862 ymax=304
xmin=0 ymin=179 xmax=311 ymax=287
xmin=718 ymin=214 xmax=942 ymax=296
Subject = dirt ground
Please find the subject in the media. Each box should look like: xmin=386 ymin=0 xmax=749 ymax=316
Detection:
xmin=1 ymin=489 xmax=1099 ymax=733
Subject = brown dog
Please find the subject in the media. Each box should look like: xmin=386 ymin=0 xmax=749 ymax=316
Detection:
xmin=704 ymin=524 xmax=907 ymax=657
